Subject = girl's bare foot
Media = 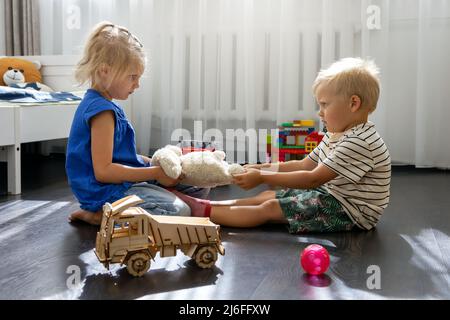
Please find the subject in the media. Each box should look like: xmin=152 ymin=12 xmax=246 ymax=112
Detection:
xmin=68 ymin=209 xmax=103 ymax=226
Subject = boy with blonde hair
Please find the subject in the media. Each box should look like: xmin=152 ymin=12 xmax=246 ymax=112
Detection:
xmin=173 ymin=57 xmax=391 ymax=233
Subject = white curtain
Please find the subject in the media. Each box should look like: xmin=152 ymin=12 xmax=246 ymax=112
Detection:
xmin=38 ymin=0 xmax=450 ymax=168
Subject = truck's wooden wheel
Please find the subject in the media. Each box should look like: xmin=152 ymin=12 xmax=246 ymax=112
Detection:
xmin=126 ymin=252 xmax=150 ymax=277
xmin=194 ymin=246 xmax=218 ymax=269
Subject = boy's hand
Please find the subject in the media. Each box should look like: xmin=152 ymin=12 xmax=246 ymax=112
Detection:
xmin=243 ymin=163 xmax=262 ymax=170
xmin=243 ymin=163 xmax=272 ymax=170
xmin=232 ymin=168 xmax=263 ymax=190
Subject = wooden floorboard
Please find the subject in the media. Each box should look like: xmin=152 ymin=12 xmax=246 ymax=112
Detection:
xmin=0 ymin=155 xmax=449 ymax=299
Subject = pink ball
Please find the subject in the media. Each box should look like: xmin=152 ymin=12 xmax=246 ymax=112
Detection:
xmin=300 ymin=244 xmax=330 ymax=275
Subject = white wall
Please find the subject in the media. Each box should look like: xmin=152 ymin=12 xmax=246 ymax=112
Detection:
xmin=0 ymin=0 xmax=6 ymax=55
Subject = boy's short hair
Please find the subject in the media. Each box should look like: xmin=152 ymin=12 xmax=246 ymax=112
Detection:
xmin=75 ymin=21 xmax=146 ymax=87
xmin=312 ymin=57 xmax=380 ymax=113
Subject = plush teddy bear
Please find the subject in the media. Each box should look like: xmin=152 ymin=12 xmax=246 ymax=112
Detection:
xmin=151 ymin=145 xmax=245 ymax=188
xmin=0 ymin=57 xmax=53 ymax=91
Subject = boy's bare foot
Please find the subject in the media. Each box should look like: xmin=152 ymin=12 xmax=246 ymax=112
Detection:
xmin=68 ymin=209 xmax=103 ymax=226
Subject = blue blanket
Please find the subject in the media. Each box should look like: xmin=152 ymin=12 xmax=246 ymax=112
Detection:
xmin=0 ymin=86 xmax=82 ymax=103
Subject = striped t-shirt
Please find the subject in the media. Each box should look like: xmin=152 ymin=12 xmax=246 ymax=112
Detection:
xmin=308 ymin=121 xmax=391 ymax=230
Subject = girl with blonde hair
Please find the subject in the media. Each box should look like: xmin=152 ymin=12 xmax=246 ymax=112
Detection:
xmin=66 ymin=22 xmax=208 ymax=225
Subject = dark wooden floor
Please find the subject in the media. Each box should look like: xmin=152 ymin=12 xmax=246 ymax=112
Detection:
xmin=0 ymin=154 xmax=449 ymax=300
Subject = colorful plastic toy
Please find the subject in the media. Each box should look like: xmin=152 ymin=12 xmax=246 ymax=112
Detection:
xmin=266 ymin=120 xmax=324 ymax=162
xmin=300 ymin=244 xmax=330 ymax=275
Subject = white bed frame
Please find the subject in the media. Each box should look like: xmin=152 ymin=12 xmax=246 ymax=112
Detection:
xmin=0 ymin=55 xmax=83 ymax=195
xmin=0 ymin=55 xmax=133 ymax=195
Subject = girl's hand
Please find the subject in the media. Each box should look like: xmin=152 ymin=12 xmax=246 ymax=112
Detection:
xmin=140 ymin=155 xmax=152 ymax=165
xmin=156 ymin=167 xmax=180 ymax=187
xmin=232 ymin=168 xmax=263 ymax=190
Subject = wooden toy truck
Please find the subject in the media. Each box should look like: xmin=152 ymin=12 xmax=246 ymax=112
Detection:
xmin=95 ymin=195 xmax=225 ymax=277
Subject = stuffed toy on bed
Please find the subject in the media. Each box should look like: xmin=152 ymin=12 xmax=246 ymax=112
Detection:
xmin=151 ymin=145 xmax=245 ymax=188
xmin=0 ymin=57 xmax=54 ymax=92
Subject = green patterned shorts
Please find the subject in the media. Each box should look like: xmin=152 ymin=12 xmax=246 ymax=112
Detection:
xmin=276 ymin=187 xmax=355 ymax=234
